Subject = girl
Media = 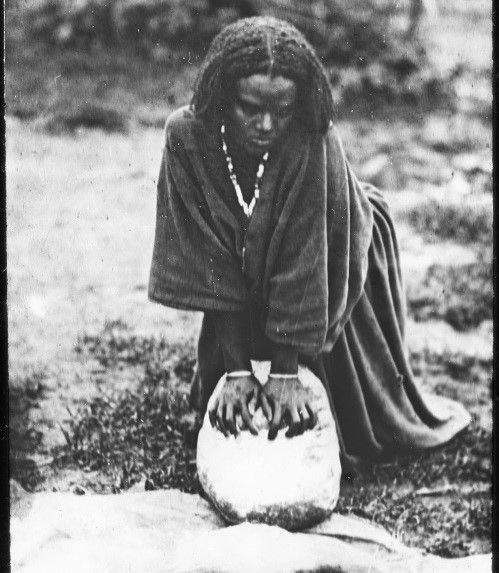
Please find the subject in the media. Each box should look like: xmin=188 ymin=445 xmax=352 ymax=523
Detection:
xmin=149 ymin=17 xmax=470 ymax=468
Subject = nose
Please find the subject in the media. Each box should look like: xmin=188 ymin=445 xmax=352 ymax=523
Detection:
xmin=257 ymin=112 xmax=273 ymax=133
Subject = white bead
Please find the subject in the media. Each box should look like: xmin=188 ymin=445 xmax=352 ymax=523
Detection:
xmin=221 ymin=123 xmax=269 ymax=219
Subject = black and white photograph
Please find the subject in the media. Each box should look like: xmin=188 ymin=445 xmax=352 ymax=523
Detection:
xmin=7 ymin=0 xmax=493 ymax=571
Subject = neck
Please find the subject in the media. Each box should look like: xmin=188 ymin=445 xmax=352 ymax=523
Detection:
xmin=223 ymin=129 xmax=261 ymax=174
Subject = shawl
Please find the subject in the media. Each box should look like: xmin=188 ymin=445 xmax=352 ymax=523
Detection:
xmin=149 ymin=106 xmax=374 ymax=356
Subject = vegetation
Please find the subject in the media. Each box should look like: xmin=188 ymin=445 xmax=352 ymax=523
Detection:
xmin=404 ymin=197 xmax=492 ymax=245
xmin=5 ymin=0 xmax=455 ymax=133
xmin=51 ymin=327 xmax=492 ymax=556
xmin=338 ymin=421 xmax=491 ymax=557
xmin=407 ymin=253 xmax=492 ymax=330
xmin=7 ymin=0 xmax=491 ymax=560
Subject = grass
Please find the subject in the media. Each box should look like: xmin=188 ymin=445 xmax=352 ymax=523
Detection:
xmin=5 ymin=41 xmax=197 ymax=132
xmin=409 ymin=347 xmax=491 ymax=385
xmin=41 ymin=102 xmax=131 ymax=134
xmin=47 ymin=324 xmax=492 ymax=557
xmin=404 ymin=197 xmax=492 ymax=246
xmin=60 ymin=377 xmax=199 ymax=493
xmin=5 ymin=0 xmax=462 ymax=136
xmin=75 ymin=319 xmax=175 ymax=369
xmin=9 ymin=369 xmax=48 ymax=490
xmin=6 ymin=0 xmax=492 ymax=559
xmin=406 ymin=253 xmax=493 ymax=330
xmin=58 ymin=322 xmax=199 ymax=493
xmin=338 ymin=421 xmax=491 ymax=557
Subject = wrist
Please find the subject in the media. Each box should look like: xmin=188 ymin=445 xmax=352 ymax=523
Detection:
xmin=270 ymin=342 xmax=298 ymax=375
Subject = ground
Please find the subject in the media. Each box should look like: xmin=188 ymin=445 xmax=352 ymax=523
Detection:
xmin=7 ymin=0 xmax=492 ymax=560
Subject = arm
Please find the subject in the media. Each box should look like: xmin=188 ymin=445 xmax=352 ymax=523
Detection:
xmin=270 ymin=343 xmax=298 ymax=374
xmin=208 ymin=311 xmax=259 ymax=436
xmin=211 ymin=311 xmax=252 ymax=373
xmin=149 ymin=109 xmax=250 ymax=312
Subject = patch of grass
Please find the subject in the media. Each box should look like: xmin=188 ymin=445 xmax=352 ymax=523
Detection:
xmin=40 ymin=102 xmax=130 ymax=134
xmin=75 ymin=320 xmax=176 ymax=369
xmin=420 ymin=113 xmax=492 ymax=154
xmin=60 ymin=370 xmax=199 ymax=493
xmin=338 ymin=345 xmax=492 ymax=557
xmin=408 ymin=348 xmax=492 ymax=431
xmin=409 ymin=348 xmax=491 ymax=384
xmin=404 ymin=197 xmax=492 ymax=245
xmin=407 ymin=255 xmax=492 ymax=330
xmin=60 ymin=323 xmax=492 ymax=556
xmin=338 ymin=421 xmax=492 ymax=557
xmin=173 ymin=353 xmax=197 ymax=384
xmin=6 ymin=41 xmax=196 ymax=132
xmin=9 ymin=369 xmax=48 ymax=490
xmin=59 ymin=323 xmax=200 ymax=492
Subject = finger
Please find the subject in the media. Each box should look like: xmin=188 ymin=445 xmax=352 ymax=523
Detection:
xmin=216 ymin=401 xmax=228 ymax=437
xmin=268 ymin=404 xmax=282 ymax=441
xmin=299 ymin=404 xmax=311 ymax=434
xmin=225 ymin=403 xmax=237 ymax=436
xmin=208 ymin=399 xmax=218 ymax=428
xmin=248 ymin=386 xmax=259 ymax=402
xmin=306 ymin=403 xmax=318 ymax=429
xmin=247 ymin=388 xmax=258 ymax=415
xmin=259 ymin=392 xmax=273 ymax=421
xmin=285 ymin=408 xmax=302 ymax=438
xmin=241 ymin=403 xmax=258 ymax=435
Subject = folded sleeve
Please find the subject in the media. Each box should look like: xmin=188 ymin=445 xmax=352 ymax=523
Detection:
xmin=148 ymin=113 xmax=249 ymax=311
xmin=264 ymin=140 xmax=329 ymax=355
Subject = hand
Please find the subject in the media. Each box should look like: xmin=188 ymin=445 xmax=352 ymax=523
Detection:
xmin=208 ymin=374 xmax=260 ymax=437
xmin=260 ymin=376 xmax=318 ymax=440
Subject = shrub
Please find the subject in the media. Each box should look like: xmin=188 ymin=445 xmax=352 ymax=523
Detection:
xmin=404 ymin=195 xmax=492 ymax=245
xmin=407 ymin=254 xmax=493 ymax=330
xmin=8 ymin=0 xmax=453 ymax=107
xmin=66 ymin=324 xmax=199 ymax=492
xmin=41 ymin=102 xmax=130 ymax=133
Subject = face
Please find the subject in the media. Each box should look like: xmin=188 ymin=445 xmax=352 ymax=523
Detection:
xmin=226 ymin=73 xmax=298 ymax=156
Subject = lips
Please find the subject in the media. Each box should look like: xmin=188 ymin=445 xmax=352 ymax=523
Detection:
xmin=251 ymin=137 xmax=273 ymax=148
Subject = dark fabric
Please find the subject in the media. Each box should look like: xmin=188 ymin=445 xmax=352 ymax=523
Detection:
xmin=149 ymin=106 xmax=470 ymax=465
xmin=149 ymin=106 xmax=373 ymax=355
xmin=317 ymin=190 xmax=470 ymax=465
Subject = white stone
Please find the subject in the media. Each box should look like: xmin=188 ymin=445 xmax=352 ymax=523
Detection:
xmin=196 ymin=361 xmax=341 ymax=530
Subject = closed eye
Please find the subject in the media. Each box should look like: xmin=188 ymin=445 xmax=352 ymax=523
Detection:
xmin=239 ymin=101 xmax=261 ymax=116
xmin=275 ymin=105 xmax=295 ymax=118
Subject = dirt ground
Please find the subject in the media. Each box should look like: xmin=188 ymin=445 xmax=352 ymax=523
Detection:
xmin=7 ymin=0 xmax=492 ymax=559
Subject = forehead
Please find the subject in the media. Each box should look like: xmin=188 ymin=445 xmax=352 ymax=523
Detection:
xmin=235 ymin=74 xmax=297 ymax=103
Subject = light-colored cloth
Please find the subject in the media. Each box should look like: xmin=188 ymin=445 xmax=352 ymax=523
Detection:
xmin=11 ymin=482 xmax=491 ymax=573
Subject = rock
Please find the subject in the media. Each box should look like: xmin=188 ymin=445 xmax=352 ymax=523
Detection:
xmin=451 ymin=153 xmax=492 ymax=175
xmin=445 ymin=170 xmax=471 ymax=196
xmin=402 ymin=146 xmax=454 ymax=185
xmin=359 ymin=154 xmax=390 ymax=179
xmin=360 ymin=154 xmax=406 ymax=190
xmin=196 ymin=361 xmax=341 ymax=530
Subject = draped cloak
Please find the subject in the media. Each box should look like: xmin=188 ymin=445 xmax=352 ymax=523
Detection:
xmin=149 ymin=106 xmax=470 ymax=467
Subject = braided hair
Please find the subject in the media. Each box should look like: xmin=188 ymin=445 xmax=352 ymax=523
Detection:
xmin=191 ymin=17 xmax=334 ymax=133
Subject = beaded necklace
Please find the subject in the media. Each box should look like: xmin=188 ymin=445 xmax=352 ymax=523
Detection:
xmin=221 ymin=123 xmax=269 ymax=218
